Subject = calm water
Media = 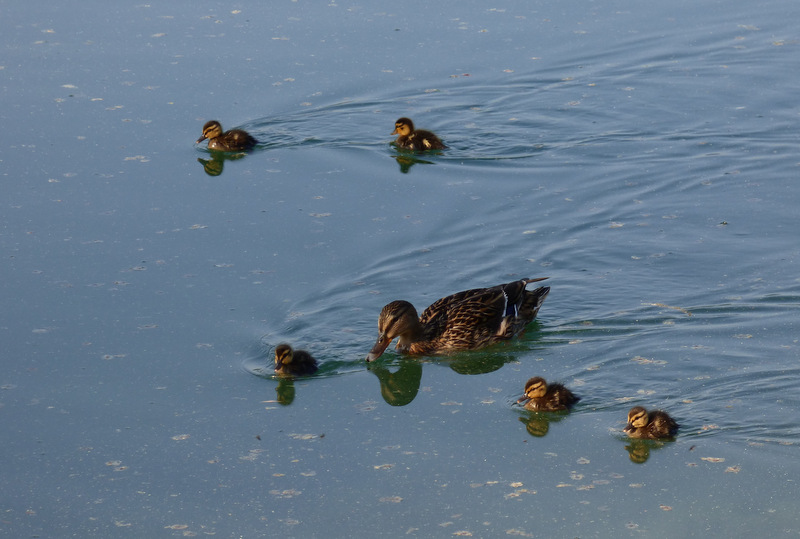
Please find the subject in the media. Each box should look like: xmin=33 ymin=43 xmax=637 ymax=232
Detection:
xmin=3 ymin=1 xmax=799 ymax=537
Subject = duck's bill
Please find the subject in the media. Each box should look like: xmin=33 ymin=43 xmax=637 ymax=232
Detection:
xmin=516 ymin=395 xmax=531 ymax=404
xmin=366 ymin=335 xmax=391 ymax=362
xmin=623 ymin=423 xmax=634 ymax=432
xmin=196 ymin=135 xmax=208 ymax=143
xmin=526 ymin=276 xmax=549 ymax=283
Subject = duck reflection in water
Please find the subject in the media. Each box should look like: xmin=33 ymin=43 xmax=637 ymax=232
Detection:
xmin=392 ymin=154 xmax=434 ymax=174
xmin=518 ymin=412 xmax=571 ymax=438
xmin=275 ymin=378 xmax=296 ymax=406
xmin=446 ymin=351 xmax=509 ymax=375
xmin=197 ymin=151 xmax=248 ymax=176
xmin=367 ymin=358 xmax=422 ymax=406
xmin=624 ymin=439 xmax=663 ymax=463
xmin=367 ymin=350 xmax=518 ymax=406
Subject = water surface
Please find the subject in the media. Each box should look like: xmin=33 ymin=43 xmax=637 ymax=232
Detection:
xmin=2 ymin=1 xmax=799 ymax=537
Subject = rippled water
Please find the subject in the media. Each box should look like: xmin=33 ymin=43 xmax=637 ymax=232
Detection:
xmin=3 ymin=1 xmax=799 ymax=537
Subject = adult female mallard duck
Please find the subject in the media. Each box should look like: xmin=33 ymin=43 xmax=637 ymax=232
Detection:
xmin=196 ymin=120 xmax=257 ymax=152
xmin=391 ymin=117 xmax=446 ymax=151
xmin=366 ymin=277 xmax=549 ymax=361
xmin=623 ymin=406 xmax=679 ymax=439
xmin=516 ymin=377 xmax=580 ymax=412
xmin=274 ymin=343 xmax=318 ymax=376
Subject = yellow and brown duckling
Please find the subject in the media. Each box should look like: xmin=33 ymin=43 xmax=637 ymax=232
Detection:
xmin=366 ymin=277 xmax=550 ymax=361
xmin=516 ymin=377 xmax=580 ymax=412
xmin=196 ymin=120 xmax=257 ymax=152
xmin=274 ymin=343 xmax=318 ymax=376
xmin=623 ymin=406 xmax=679 ymax=439
xmin=391 ymin=117 xmax=446 ymax=151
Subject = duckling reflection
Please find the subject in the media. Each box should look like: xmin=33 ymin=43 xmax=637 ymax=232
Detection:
xmin=367 ymin=358 xmax=422 ymax=406
xmin=196 ymin=120 xmax=258 ymax=152
xmin=623 ymin=406 xmax=679 ymax=440
xmin=624 ymin=439 xmax=659 ymax=463
xmin=393 ymin=154 xmax=434 ymax=174
xmin=516 ymin=377 xmax=580 ymax=412
xmin=274 ymin=343 xmax=318 ymax=376
xmin=275 ymin=377 xmax=296 ymax=406
xmin=518 ymin=414 xmax=552 ymax=437
xmin=391 ymin=117 xmax=446 ymax=151
xmin=196 ymin=150 xmax=248 ymax=176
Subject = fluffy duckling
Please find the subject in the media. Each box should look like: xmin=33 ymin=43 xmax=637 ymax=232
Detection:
xmin=623 ymin=406 xmax=679 ymax=439
xmin=274 ymin=343 xmax=318 ymax=376
xmin=391 ymin=117 xmax=446 ymax=151
xmin=516 ymin=377 xmax=580 ymax=412
xmin=196 ymin=120 xmax=257 ymax=152
xmin=367 ymin=277 xmax=549 ymax=361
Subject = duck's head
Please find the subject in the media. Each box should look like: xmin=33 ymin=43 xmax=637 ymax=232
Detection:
xmin=366 ymin=300 xmax=419 ymax=362
xmin=517 ymin=376 xmax=547 ymax=404
xmin=274 ymin=343 xmax=294 ymax=371
xmin=197 ymin=120 xmax=223 ymax=143
xmin=391 ymin=117 xmax=414 ymax=137
xmin=624 ymin=406 xmax=649 ymax=432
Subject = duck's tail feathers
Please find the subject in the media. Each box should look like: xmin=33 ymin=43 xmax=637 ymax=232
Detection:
xmin=519 ymin=285 xmax=550 ymax=321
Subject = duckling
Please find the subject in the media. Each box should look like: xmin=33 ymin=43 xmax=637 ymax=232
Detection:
xmin=274 ymin=343 xmax=318 ymax=376
xmin=391 ymin=117 xmax=446 ymax=151
xmin=196 ymin=120 xmax=257 ymax=152
xmin=516 ymin=377 xmax=580 ymax=412
xmin=367 ymin=277 xmax=549 ymax=361
xmin=623 ymin=406 xmax=679 ymax=439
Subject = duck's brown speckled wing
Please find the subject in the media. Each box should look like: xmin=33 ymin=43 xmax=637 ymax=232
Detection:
xmin=418 ymin=284 xmax=504 ymax=339
xmin=414 ymin=283 xmax=522 ymax=352
xmin=405 ymin=278 xmax=550 ymax=354
xmin=433 ymin=289 xmax=509 ymax=350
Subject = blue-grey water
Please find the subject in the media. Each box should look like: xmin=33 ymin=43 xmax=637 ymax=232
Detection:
xmin=3 ymin=1 xmax=799 ymax=537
